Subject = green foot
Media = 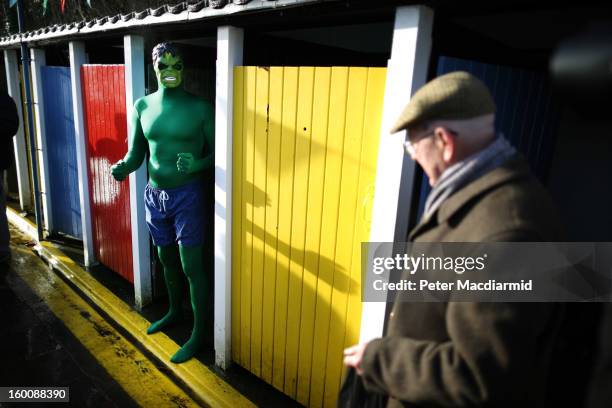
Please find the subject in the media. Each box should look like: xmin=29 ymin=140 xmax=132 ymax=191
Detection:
xmin=146 ymin=312 xmax=182 ymax=335
xmin=170 ymin=337 xmax=202 ymax=364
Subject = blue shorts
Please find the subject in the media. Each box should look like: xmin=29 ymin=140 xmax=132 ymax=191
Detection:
xmin=144 ymin=180 xmax=205 ymax=247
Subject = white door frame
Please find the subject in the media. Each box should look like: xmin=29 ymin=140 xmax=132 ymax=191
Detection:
xmin=214 ymin=25 xmax=244 ymax=369
xmin=123 ymin=34 xmax=152 ymax=310
xmin=359 ymin=5 xmax=434 ymax=343
xmin=69 ymin=41 xmax=96 ymax=267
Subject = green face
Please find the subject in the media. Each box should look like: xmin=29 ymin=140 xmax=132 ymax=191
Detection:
xmin=154 ymin=52 xmax=184 ymax=89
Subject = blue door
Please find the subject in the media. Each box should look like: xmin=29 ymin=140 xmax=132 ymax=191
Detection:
xmin=41 ymin=66 xmax=82 ymax=239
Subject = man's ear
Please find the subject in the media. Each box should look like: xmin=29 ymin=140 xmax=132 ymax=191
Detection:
xmin=434 ymin=126 xmax=456 ymax=163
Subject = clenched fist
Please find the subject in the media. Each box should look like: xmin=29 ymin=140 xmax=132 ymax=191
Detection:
xmin=111 ymin=160 xmax=130 ymax=181
xmin=177 ymin=153 xmax=195 ymax=174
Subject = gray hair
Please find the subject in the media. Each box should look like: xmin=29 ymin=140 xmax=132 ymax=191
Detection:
xmin=414 ymin=114 xmax=495 ymax=142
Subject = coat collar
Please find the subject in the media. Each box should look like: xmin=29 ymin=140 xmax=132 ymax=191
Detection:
xmin=409 ymin=155 xmax=530 ymax=240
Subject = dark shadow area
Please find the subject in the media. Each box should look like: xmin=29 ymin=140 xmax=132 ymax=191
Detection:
xmin=42 ymin=43 xmax=71 ymax=67
xmin=0 ymin=225 xmax=137 ymax=407
xmin=84 ymin=38 xmax=125 ymax=64
xmin=244 ymin=30 xmax=390 ymax=67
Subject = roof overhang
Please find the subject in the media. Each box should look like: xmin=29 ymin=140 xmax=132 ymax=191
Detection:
xmin=0 ymin=0 xmax=325 ymax=49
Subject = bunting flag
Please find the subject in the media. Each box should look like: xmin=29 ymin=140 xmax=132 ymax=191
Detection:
xmin=8 ymin=0 xmax=17 ymax=7
xmin=42 ymin=0 xmax=48 ymax=15
xmin=60 ymin=0 xmax=65 ymax=13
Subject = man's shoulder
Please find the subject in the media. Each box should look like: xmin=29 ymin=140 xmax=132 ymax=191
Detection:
xmin=448 ymin=158 xmax=563 ymax=240
xmin=134 ymin=95 xmax=153 ymax=113
xmin=412 ymin=156 xmax=564 ymax=242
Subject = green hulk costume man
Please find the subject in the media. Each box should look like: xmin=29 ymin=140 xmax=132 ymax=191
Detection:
xmin=111 ymin=42 xmax=214 ymax=363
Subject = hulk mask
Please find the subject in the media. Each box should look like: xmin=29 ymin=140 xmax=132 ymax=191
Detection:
xmin=154 ymin=52 xmax=184 ymax=89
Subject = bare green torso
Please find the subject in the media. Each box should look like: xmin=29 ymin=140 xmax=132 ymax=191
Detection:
xmin=136 ymin=89 xmax=213 ymax=189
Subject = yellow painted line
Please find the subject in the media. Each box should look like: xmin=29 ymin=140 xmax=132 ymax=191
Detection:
xmin=10 ymin=245 xmax=198 ymax=407
xmin=7 ymin=207 xmax=256 ymax=408
xmin=6 ymin=206 xmax=38 ymax=239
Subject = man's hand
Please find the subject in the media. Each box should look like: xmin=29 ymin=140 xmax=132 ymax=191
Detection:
xmin=343 ymin=341 xmax=369 ymax=375
xmin=111 ymin=160 xmax=130 ymax=181
xmin=177 ymin=153 xmax=195 ymax=174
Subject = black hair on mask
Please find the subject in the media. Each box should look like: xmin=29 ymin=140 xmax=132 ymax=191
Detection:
xmin=152 ymin=42 xmax=181 ymax=63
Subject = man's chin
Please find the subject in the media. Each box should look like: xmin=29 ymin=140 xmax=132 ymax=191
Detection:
xmin=161 ymin=82 xmax=181 ymax=89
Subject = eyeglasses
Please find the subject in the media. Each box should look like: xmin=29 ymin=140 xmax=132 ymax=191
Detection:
xmin=403 ymin=128 xmax=458 ymax=156
xmin=403 ymin=130 xmax=435 ymax=156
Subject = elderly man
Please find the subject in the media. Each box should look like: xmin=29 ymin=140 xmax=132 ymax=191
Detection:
xmin=343 ymin=72 xmax=565 ymax=407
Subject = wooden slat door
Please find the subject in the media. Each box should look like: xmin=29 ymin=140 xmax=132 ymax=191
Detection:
xmin=41 ymin=66 xmax=82 ymax=239
xmin=81 ymin=64 xmax=133 ymax=283
xmin=232 ymin=66 xmax=386 ymax=407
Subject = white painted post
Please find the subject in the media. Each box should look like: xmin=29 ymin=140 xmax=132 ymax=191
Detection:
xmin=4 ymin=49 xmax=32 ymax=211
xmin=69 ymin=41 xmax=96 ymax=267
xmin=30 ymin=48 xmax=53 ymax=236
xmin=359 ymin=5 xmax=434 ymax=343
xmin=214 ymin=26 xmax=243 ymax=369
xmin=123 ymin=34 xmax=151 ymax=309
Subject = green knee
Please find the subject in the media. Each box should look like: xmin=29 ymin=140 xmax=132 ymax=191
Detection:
xmin=177 ymin=245 xmax=204 ymax=279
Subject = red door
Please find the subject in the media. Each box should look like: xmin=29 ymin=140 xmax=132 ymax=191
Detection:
xmin=81 ymin=65 xmax=134 ymax=283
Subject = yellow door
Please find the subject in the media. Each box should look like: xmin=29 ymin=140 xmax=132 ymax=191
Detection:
xmin=232 ymin=66 xmax=386 ymax=407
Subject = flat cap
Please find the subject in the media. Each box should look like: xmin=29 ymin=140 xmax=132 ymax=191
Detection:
xmin=390 ymin=71 xmax=496 ymax=133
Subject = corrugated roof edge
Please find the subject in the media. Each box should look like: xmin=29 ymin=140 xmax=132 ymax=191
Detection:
xmin=0 ymin=0 xmax=323 ymax=48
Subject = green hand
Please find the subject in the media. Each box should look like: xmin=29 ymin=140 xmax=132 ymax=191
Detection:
xmin=111 ymin=160 xmax=130 ymax=181
xmin=176 ymin=153 xmax=194 ymax=174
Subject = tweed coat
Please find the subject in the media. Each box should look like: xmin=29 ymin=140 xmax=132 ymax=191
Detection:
xmin=360 ymin=155 xmax=566 ymax=407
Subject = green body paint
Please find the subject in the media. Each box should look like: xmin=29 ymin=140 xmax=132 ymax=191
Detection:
xmin=111 ymin=44 xmax=214 ymax=363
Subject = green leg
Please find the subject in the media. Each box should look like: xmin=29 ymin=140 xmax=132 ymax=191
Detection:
xmin=170 ymin=245 xmax=209 ymax=363
xmin=147 ymin=244 xmax=184 ymax=334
